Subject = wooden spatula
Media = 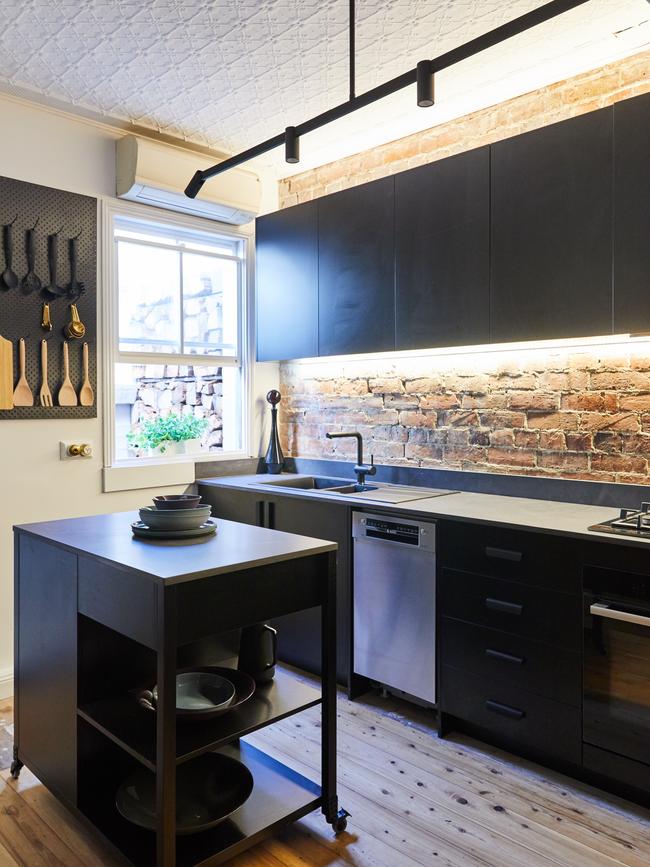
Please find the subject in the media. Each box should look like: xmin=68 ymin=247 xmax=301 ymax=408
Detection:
xmin=0 ymin=335 xmax=13 ymax=409
xmin=79 ymin=342 xmax=94 ymax=407
xmin=58 ymin=341 xmax=77 ymax=406
xmin=13 ymin=337 xmax=33 ymax=406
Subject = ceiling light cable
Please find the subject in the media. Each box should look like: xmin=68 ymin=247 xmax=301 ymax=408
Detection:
xmin=185 ymin=0 xmax=589 ymax=195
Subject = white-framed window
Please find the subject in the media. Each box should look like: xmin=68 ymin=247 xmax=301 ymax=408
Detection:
xmin=102 ymin=201 xmax=251 ymax=470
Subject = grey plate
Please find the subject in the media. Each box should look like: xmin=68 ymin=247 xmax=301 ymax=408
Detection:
xmin=116 ymin=753 xmax=254 ymax=835
xmin=131 ymin=520 xmax=217 ymax=540
xmin=152 ymin=671 xmax=235 ymax=715
xmin=139 ymin=504 xmax=211 ymax=531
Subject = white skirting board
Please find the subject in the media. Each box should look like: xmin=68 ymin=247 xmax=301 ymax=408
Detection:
xmin=0 ymin=668 xmax=13 ymax=700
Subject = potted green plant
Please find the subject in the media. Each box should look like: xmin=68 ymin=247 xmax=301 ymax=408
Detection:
xmin=127 ymin=413 xmax=209 ymax=457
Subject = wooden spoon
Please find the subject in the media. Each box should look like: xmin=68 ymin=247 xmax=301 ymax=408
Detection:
xmin=57 ymin=341 xmax=77 ymax=406
xmin=13 ymin=338 xmax=33 ymax=406
xmin=0 ymin=335 xmax=13 ymax=409
xmin=79 ymin=342 xmax=94 ymax=407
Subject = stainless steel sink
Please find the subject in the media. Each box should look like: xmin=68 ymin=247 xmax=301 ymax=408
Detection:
xmin=253 ymin=475 xmax=457 ymax=504
xmin=255 ymin=475 xmax=351 ymax=490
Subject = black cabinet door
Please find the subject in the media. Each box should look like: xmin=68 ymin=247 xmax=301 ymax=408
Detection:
xmin=318 ymin=177 xmax=395 ymax=356
xmin=256 ymin=200 xmax=318 ymax=361
xmin=613 ymin=92 xmax=650 ymax=333
xmin=491 ymin=108 xmax=613 ymax=343
xmin=395 ymin=147 xmax=490 ymax=350
xmin=271 ymin=497 xmax=351 ymax=686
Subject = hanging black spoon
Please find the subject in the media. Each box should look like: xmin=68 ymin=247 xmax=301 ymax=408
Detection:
xmin=42 ymin=228 xmax=65 ymax=299
xmin=65 ymin=232 xmax=85 ymax=300
xmin=20 ymin=218 xmax=42 ymax=295
xmin=1 ymin=216 xmax=18 ymax=290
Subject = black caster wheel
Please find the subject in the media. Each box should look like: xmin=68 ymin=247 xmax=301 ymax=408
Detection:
xmin=331 ymin=809 xmax=349 ymax=834
xmin=10 ymin=759 xmax=23 ymax=780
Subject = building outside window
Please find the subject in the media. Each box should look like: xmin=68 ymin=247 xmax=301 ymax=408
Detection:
xmin=108 ymin=211 xmax=247 ymax=463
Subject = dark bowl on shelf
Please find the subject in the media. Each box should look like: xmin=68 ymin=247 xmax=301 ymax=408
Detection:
xmin=153 ymin=494 xmax=202 ymax=510
xmin=137 ymin=666 xmax=256 ymax=721
xmin=116 ymin=752 xmax=254 ymax=834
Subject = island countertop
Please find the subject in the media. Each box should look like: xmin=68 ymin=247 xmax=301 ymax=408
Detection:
xmin=14 ymin=510 xmax=337 ymax=585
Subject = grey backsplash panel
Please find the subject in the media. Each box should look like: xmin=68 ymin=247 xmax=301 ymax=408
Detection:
xmin=280 ymin=458 xmax=643 ymax=509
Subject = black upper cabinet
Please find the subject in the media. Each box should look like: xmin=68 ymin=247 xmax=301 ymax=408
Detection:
xmin=395 ymin=147 xmax=490 ymax=350
xmin=613 ymin=92 xmax=650 ymax=334
xmin=256 ymin=200 xmax=318 ymax=361
xmin=318 ymin=177 xmax=395 ymax=357
xmin=491 ymin=108 xmax=613 ymax=343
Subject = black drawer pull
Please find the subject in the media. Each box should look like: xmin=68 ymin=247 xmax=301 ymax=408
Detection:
xmin=485 ymin=648 xmax=525 ymax=665
xmin=485 ymin=597 xmax=523 ymax=616
xmin=485 ymin=546 xmax=523 ymax=562
xmin=485 ymin=699 xmax=526 ymax=721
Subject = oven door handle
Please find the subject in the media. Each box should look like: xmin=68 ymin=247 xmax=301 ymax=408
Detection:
xmin=590 ymin=602 xmax=650 ymax=628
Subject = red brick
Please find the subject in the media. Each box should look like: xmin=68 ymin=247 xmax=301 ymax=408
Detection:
xmin=441 ymin=410 xmax=480 ymax=427
xmin=538 ymin=452 xmax=589 ymax=470
xmin=509 ymin=392 xmax=559 ymax=411
xmin=592 ymin=454 xmax=648 ymax=474
xmin=490 ymin=429 xmax=515 ymax=447
xmin=478 ymin=411 xmax=527 ymax=429
xmin=593 ymin=432 xmax=622 ymax=453
xmin=419 ymin=393 xmax=461 ymax=410
xmin=579 ymin=412 xmax=640 ymax=432
xmin=461 ymin=394 xmax=508 ymax=409
xmin=404 ymin=377 xmax=441 ymax=393
xmin=622 ymin=434 xmax=650 ymax=455
xmin=527 ymin=412 xmax=579 ymax=430
xmin=561 ymin=393 xmax=618 ymax=412
xmin=515 ymin=430 xmax=539 ymax=448
xmin=487 ymin=448 xmax=536 ymax=467
xmin=369 ymin=377 xmax=404 ymax=394
xmin=398 ymin=410 xmax=437 ymax=427
xmin=539 ymin=431 xmax=566 ymax=450
xmin=590 ymin=371 xmax=650 ymax=391
xmin=444 ymin=446 xmax=487 ymax=464
xmin=405 ymin=443 xmax=443 ymax=461
xmin=619 ymin=394 xmax=650 ymax=412
xmin=565 ymin=433 xmax=592 ymax=451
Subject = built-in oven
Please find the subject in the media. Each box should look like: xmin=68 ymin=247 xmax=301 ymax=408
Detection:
xmin=583 ymin=565 xmax=650 ymax=792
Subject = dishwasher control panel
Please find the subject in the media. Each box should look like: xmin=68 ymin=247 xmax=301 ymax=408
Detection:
xmin=353 ymin=512 xmax=435 ymax=552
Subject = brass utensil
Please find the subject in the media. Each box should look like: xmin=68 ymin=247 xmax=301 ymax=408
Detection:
xmin=64 ymin=303 xmax=85 ymax=339
xmin=79 ymin=342 xmax=93 ymax=407
xmin=0 ymin=335 xmax=13 ymax=409
xmin=39 ymin=340 xmax=53 ymax=407
xmin=41 ymin=302 xmax=52 ymax=332
xmin=13 ymin=338 xmax=33 ymax=406
xmin=58 ymin=341 xmax=77 ymax=406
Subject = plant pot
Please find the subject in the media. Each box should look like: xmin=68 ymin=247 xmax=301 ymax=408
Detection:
xmin=148 ymin=438 xmax=203 ymax=457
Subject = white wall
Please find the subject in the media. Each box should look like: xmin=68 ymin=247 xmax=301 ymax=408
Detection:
xmin=0 ymin=94 xmax=279 ymax=696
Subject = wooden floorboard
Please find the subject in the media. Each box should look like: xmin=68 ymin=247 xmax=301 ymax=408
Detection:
xmin=2 ymin=680 xmax=650 ymax=866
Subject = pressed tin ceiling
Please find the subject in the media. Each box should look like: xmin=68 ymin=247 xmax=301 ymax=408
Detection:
xmin=0 ymin=0 xmax=648 ymax=177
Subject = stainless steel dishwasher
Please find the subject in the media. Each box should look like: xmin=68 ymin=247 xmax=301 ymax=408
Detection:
xmin=352 ymin=511 xmax=436 ymax=704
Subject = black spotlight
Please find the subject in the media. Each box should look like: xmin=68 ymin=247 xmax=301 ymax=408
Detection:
xmin=416 ymin=60 xmax=434 ymax=107
xmin=285 ymin=126 xmax=300 ymax=164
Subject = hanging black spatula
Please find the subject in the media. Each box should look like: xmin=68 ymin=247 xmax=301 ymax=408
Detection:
xmin=20 ymin=219 xmax=42 ymax=295
xmin=1 ymin=216 xmax=18 ymax=291
xmin=42 ymin=229 xmax=65 ymax=299
xmin=65 ymin=233 xmax=85 ymax=299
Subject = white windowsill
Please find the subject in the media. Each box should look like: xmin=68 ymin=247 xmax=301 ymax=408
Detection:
xmin=102 ymin=450 xmax=253 ymax=493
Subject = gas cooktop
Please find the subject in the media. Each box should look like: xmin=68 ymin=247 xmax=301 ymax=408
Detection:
xmin=589 ymin=503 xmax=650 ymax=538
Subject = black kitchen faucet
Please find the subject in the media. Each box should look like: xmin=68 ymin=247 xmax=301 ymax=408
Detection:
xmin=325 ymin=431 xmax=377 ymax=486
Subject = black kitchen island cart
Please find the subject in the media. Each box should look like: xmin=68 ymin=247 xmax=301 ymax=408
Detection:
xmin=12 ymin=511 xmax=348 ymax=866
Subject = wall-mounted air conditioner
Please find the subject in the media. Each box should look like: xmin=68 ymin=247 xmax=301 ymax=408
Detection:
xmin=116 ymin=135 xmax=261 ymax=224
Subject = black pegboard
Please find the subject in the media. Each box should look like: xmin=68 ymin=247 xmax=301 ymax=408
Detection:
xmin=0 ymin=175 xmax=97 ymax=420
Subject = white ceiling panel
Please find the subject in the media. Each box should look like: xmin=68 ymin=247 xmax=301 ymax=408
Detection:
xmin=0 ymin=1 xmax=648 ymax=177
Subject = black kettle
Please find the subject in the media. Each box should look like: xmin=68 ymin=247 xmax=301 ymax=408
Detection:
xmin=238 ymin=623 xmax=278 ymax=683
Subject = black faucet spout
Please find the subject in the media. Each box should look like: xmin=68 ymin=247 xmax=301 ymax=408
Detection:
xmin=325 ymin=431 xmax=377 ymax=486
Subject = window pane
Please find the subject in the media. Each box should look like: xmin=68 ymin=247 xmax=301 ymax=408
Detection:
xmin=114 ymin=363 xmax=241 ymax=460
xmin=182 ymin=253 xmax=239 ymax=356
xmin=117 ymin=241 xmax=181 ymax=353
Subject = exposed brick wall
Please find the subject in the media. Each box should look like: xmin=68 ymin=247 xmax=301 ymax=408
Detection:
xmin=279 ymin=50 xmax=650 ymax=206
xmin=277 ymin=50 xmax=650 ymax=485
xmin=280 ymin=345 xmax=650 ymax=485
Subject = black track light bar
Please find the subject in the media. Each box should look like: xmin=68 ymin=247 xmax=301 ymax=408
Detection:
xmin=185 ymin=0 xmax=588 ymax=197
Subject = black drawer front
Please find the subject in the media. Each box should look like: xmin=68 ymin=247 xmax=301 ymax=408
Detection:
xmin=583 ymin=744 xmax=650 ymax=798
xmin=440 ymin=617 xmax=581 ymax=706
xmin=441 ymin=666 xmax=581 ymax=765
xmin=441 ymin=568 xmax=581 ymax=650
xmin=439 ymin=521 xmax=581 ymax=594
